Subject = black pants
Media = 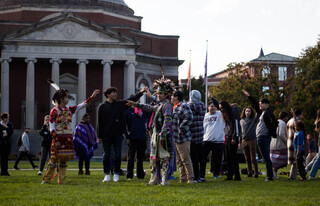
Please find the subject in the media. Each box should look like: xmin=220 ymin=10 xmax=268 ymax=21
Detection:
xmin=78 ymin=149 xmax=90 ymax=172
xmin=126 ymin=139 xmax=146 ymax=179
xmin=0 ymin=143 xmax=10 ymax=175
xmin=14 ymin=151 xmax=36 ymax=168
xmin=190 ymin=142 xmax=203 ymax=181
xmin=39 ymin=146 xmax=51 ymax=172
xmin=102 ymin=135 xmax=123 ymax=175
xmin=297 ymin=150 xmax=306 ymax=179
xmin=200 ymin=141 xmax=224 ymax=178
xmin=226 ymin=138 xmax=241 ymax=180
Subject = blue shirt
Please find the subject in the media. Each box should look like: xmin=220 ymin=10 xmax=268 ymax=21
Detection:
xmin=293 ymin=131 xmax=304 ymax=151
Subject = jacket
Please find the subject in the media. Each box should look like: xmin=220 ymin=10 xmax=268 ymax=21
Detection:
xmin=271 ymin=119 xmax=287 ymax=150
xmin=248 ymin=96 xmax=278 ymax=138
xmin=39 ymin=125 xmax=52 ymax=148
xmin=172 ymin=101 xmax=193 ymax=143
xmin=97 ymin=92 xmax=143 ymax=139
xmin=188 ymin=90 xmax=206 ymax=144
xmin=125 ymin=107 xmax=147 ymax=140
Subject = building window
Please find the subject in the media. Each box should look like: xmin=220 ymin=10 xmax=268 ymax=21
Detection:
xmin=278 ymin=67 xmax=287 ymax=81
xmin=262 ymin=86 xmax=269 ymax=95
xmin=279 ymin=86 xmax=284 ymax=97
xmin=262 ymin=66 xmax=270 ymax=78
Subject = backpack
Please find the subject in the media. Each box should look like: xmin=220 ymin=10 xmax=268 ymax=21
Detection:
xmin=17 ymin=135 xmax=22 ymax=147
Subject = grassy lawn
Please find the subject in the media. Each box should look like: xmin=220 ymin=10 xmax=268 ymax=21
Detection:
xmin=0 ymin=161 xmax=319 ymax=206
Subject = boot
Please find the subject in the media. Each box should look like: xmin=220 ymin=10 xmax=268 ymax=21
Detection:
xmin=42 ymin=160 xmax=57 ymax=183
xmin=147 ymin=160 xmax=158 ymax=185
xmin=161 ymin=161 xmax=170 ymax=185
xmin=58 ymin=163 xmax=67 ymax=184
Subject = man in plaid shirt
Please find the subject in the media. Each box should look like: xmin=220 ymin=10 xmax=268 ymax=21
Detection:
xmin=171 ymin=90 xmax=194 ymax=183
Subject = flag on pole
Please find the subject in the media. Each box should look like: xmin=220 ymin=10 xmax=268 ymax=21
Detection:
xmin=187 ymin=51 xmax=191 ymax=91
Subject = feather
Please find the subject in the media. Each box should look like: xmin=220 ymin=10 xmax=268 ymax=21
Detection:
xmin=47 ymin=79 xmax=60 ymax=91
xmin=159 ymin=64 xmax=165 ymax=79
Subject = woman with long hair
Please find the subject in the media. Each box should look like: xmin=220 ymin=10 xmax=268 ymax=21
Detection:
xmin=240 ymin=106 xmax=259 ymax=178
xmin=220 ymin=100 xmax=241 ymax=181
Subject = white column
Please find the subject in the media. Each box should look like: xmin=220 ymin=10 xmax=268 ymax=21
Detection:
xmin=124 ymin=61 xmax=137 ymax=99
xmin=0 ymin=58 xmax=12 ymax=113
xmin=101 ymin=60 xmax=113 ymax=102
xmin=25 ymin=58 xmax=37 ymax=129
xmin=76 ymin=59 xmax=88 ymax=123
xmin=49 ymin=58 xmax=62 ymax=105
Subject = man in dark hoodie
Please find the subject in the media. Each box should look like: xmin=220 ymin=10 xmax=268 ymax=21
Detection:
xmin=242 ymin=90 xmax=278 ymax=181
xmin=98 ymin=87 xmax=146 ymax=183
xmin=187 ymin=90 xmax=206 ymax=182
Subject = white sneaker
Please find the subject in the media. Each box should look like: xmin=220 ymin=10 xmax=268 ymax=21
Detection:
xmin=273 ymin=171 xmax=279 ymax=179
xmin=102 ymin=174 xmax=111 ymax=182
xmin=113 ymin=174 xmax=119 ymax=182
xmin=37 ymin=171 xmax=42 ymax=176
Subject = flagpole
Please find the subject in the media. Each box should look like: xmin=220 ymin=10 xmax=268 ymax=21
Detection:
xmin=187 ymin=50 xmax=191 ymax=92
xmin=205 ymin=40 xmax=208 ymax=107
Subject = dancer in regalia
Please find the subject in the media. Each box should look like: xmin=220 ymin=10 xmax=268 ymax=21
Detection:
xmin=127 ymin=77 xmax=176 ymax=185
xmin=42 ymin=86 xmax=99 ymax=184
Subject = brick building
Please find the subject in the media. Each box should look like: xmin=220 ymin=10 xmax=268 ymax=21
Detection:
xmin=0 ymin=0 xmax=183 ymax=131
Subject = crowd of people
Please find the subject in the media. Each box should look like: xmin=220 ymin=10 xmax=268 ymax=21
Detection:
xmin=1 ymin=76 xmax=320 ymax=185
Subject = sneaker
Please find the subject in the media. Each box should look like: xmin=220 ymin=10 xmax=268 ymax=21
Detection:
xmin=265 ymin=177 xmax=274 ymax=182
xmin=78 ymin=171 xmax=84 ymax=175
xmin=309 ymin=176 xmax=316 ymax=180
xmin=273 ymin=171 xmax=279 ymax=179
xmin=85 ymin=171 xmax=90 ymax=175
xmin=214 ymin=175 xmax=219 ymax=179
xmin=127 ymin=178 xmax=132 ymax=181
xmin=13 ymin=166 xmax=19 ymax=170
xmin=102 ymin=174 xmax=111 ymax=182
xmin=113 ymin=174 xmax=119 ymax=182
xmin=199 ymin=178 xmax=206 ymax=182
xmin=33 ymin=166 xmax=38 ymax=170
xmin=37 ymin=171 xmax=42 ymax=176
xmin=41 ymin=181 xmax=47 ymax=184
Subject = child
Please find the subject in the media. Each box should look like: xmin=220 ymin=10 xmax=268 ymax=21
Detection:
xmin=293 ymin=121 xmax=306 ymax=180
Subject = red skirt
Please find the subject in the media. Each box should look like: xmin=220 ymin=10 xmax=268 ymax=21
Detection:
xmin=50 ymin=134 xmax=74 ymax=162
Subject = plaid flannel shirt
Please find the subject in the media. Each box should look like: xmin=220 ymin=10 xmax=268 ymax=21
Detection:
xmin=172 ymin=101 xmax=193 ymax=143
xmin=188 ymin=102 xmax=206 ymax=144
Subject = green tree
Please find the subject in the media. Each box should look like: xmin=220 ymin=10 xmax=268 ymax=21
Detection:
xmin=290 ymin=37 xmax=320 ymax=133
xmin=209 ymin=62 xmax=290 ymax=116
xmin=182 ymin=75 xmax=205 ymax=102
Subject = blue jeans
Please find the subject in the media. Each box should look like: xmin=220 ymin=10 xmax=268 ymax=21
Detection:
xmin=257 ymin=135 xmax=273 ymax=179
xmin=102 ymin=135 xmax=123 ymax=175
xmin=310 ymin=146 xmax=320 ymax=177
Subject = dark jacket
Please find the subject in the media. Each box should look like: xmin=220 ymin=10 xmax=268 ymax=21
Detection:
xmin=0 ymin=122 xmax=13 ymax=145
xmin=248 ymin=96 xmax=278 ymax=138
xmin=125 ymin=107 xmax=147 ymax=140
xmin=97 ymin=92 xmax=143 ymax=139
xmin=39 ymin=125 xmax=52 ymax=148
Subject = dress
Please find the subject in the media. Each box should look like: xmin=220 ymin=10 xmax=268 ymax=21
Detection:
xmin=42 ymin=97 xmax=92 ymax=184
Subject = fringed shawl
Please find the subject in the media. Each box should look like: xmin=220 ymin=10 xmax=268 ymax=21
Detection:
xmin=73 ymin=123 xmax=98 ymax=161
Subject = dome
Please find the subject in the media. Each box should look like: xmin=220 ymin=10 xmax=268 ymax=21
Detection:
xmin=99 ymin=0 xmax=128 ymax=7
xmin=0 ymin=0 xmax=134 ymax=16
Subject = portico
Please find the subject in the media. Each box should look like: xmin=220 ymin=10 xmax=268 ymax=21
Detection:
xmin=0 ymin=13 xmax=140 ymax=129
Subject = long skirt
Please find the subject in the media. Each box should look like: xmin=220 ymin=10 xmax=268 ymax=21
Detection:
xmin=270 ymin=148 xmax=288 ymax=170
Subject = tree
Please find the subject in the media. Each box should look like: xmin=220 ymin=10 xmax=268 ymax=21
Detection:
xmin=182 ymin=75 xmax=205 ymax=102
xmin=209 ymin=62 xmax=290 ymax=117
xmin=290 ymin=37 xmax=320 ymax=133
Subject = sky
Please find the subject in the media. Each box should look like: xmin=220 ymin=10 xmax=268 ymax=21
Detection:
xmin=125 ymin=0 xmax=320 ymax=80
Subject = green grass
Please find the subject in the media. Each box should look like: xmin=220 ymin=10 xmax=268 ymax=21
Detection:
xmin=0 ymin=161 xmax=319 ymax=206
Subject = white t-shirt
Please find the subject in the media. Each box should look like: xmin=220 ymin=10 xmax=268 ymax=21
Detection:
xmin=203 ymin=111 xmax=225 ymax=143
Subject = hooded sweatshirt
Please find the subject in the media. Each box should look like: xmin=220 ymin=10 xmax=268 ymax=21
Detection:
xmin=188 ymin=90 xmax=207 ymax=144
